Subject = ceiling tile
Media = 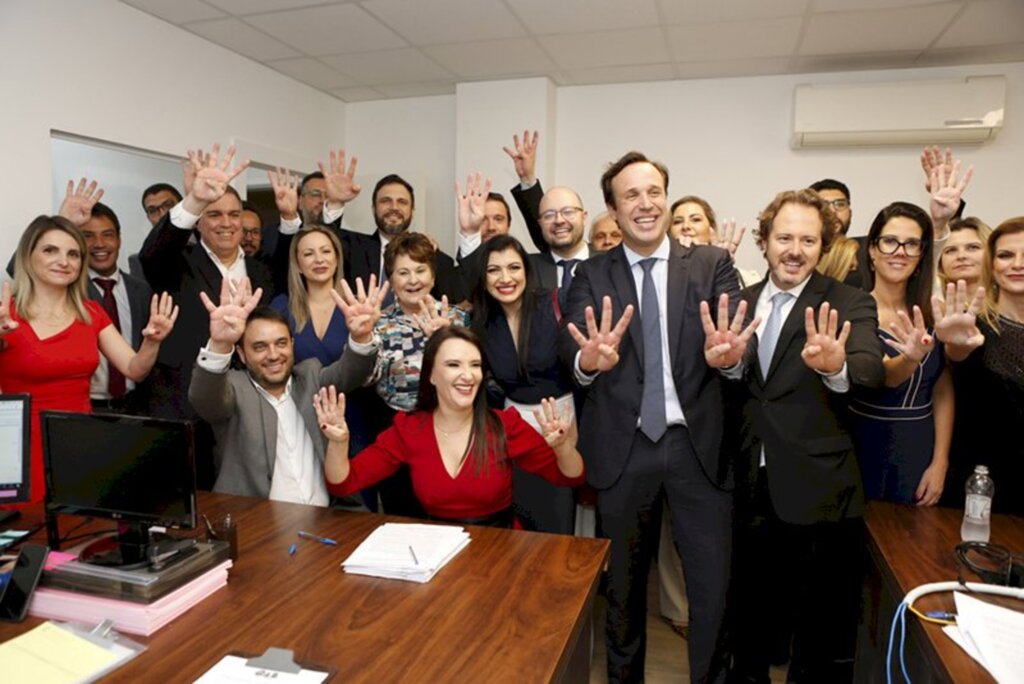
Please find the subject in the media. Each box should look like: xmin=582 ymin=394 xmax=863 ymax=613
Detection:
xmin=423 ymin=39 xmax=556 ymax=79
xmin=265 ymin=57 xmax=360 ymax=89
xmin=792 ymin=50 xmax=920 ymax=73
xmin=121 ymin=0 xmax=226 ymax=24
xmin=673 ymin=56 xmax=792 ymax=79
xmin=245 ymin=4 xmax=407 ymax=56
xmin=360 ymin=0 xmax=526 ymax=45
xmin=917 ymin=42 xmax=1024 ymax=66
xmin=934 ymin=0 xmax=1024 ymax=48
xmin=564 ymin=63 xmax=675 ymax=85
xmin=330 ymin=86 xmax=386 ymax=102
xmin=657 ymin=0 xmax=808 ymax=25
xmin=538 ymin=28 xmax=670 ymax=70
xmin=507 ymin=0 xmax=660 ymax=34
xmin=800 ymin=3 xmax=962 ymax=55
xmin=813 ymin=0 xmax=951 ymax=10
xmin=205 ymin=0 xmax=350 ymax=15
xmin=666 ymin=17 xmax=802 ymax=62
xmin=186 ymin=18 xmax=302 ymax=61
xmin=322 ymin=49 xmax=453 ymax=86
xmin=374 ymin=82 xmax=458 ymax=98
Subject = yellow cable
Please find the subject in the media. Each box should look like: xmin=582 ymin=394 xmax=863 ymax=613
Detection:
xmin=907 ymin=603 xmax=956 ymax=626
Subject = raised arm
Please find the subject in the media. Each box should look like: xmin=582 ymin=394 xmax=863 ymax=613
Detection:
xmin=319 ymin=148 xmax=361 ymax=214
xmin=58 ymin=178 xmax=104 ymax=228
xmin=503 ymin=130 xmax=547 ymax=252
xmin=318 ymin=386 xmax=404 ymax=493
xmin=931 ymin=280 xmax=986 ymax=362
xmin=99 ymin=291 xmax=179 ymax=382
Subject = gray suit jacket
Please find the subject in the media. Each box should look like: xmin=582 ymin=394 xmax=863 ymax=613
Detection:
xmin=188 ymin=344 xmax=376 ymax=500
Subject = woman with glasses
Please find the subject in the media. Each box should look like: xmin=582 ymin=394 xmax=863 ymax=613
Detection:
xmin=849 ymin=202 xmax=953 ymax=505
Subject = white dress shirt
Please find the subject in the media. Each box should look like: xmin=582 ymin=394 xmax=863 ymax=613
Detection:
xmin=169 ymin=202 xmax=248 ymax=283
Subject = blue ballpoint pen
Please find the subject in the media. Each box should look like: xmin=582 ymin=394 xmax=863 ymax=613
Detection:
xmin=288 ymin=543 xmax=297 ymax=556
xmin=297 ymin=530 xmax=338 ymax=545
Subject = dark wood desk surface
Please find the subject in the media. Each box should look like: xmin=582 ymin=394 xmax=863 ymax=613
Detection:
xmin=1 ymin=493 xmax=610 ymax=683
xmin=858 ymin=502 xmax=1024 ymax=684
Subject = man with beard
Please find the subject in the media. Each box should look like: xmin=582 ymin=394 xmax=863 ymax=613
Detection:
xmin=189 ymin=277 xmax=378 ymax=504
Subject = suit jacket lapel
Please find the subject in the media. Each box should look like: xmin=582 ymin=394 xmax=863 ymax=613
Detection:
xmin=666 ymin=242 xmax=691 ymax=368
xmin=608 ymin=246 xmax=643 ymax=363
xmin=765 ymin=272 xmax=828 ymax=382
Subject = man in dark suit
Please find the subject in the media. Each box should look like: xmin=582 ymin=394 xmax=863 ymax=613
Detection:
xmin=81 ymin=202 xmax=153 ymax=414
xmin=140 ymin=144 xmax=273 ymax=488
xmin=723 ymin=189 xmax=885 ymax=684
xmin=560 ymin=151 xmax=741 ymax=683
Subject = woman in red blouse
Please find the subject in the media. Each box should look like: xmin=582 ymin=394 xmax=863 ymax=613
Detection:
xmin=317 ymin=327 xmax=584 ymax=526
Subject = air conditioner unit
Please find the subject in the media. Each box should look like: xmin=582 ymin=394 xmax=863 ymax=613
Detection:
xmin=792 ymin=76 xmax=1005 ymax=148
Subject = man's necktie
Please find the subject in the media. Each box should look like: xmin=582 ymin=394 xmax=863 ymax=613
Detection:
xmin=758 ymin=291 xmax=794 ymax=381
xmin=639 ymin=258 xmax=666 ymax=442
xmin=558 ymin=258 xmax=580 ymax=309
xmin=94 ymin=277 xmax=126 ymax=398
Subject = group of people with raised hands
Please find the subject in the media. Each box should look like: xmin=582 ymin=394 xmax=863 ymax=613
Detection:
xmin=2 ymin=131 xmax=1021 ymax=684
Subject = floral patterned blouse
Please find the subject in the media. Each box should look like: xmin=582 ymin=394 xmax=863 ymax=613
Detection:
xmin=370 ymin=301 xmax=469 ymax=411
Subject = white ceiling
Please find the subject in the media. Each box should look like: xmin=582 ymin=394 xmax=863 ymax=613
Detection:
xmin=120 ymin=0 xmax=1024 ymax=102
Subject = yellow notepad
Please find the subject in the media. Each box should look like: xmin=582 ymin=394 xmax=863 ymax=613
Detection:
xmin=0 ymin=621 xmax=121 ymax=684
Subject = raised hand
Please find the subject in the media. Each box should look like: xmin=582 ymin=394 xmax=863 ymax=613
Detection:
xmin=533 ymin=397 xmax=576 ymax=449
xmin=920 ymin=145 xmax=953 ymax=193
xmin=455 ymin=172 xmax=492 ymax=235
xmin=883 ymin=305 xmax=933 ymax=363
xmin=58 ymin=178 xmax=104 ymax=227
xmin=268 ymin=167 xmax=299 ymax=221
xmin=182 ymin=148 xmax=209 ymax=197
xmin=700 ymin=293 xmax=760 ymax=368
xmin=313 ymin=386 xmax=349 ymax=443
xmin=713 ymin=219 xmax=747 ymax=259
xmin=0 ymin=282 xmax=19 ymax=334
xmin=318 ymin=149 xmax=361 ymax=205
xmin=567 ymin=296 xmax=634 ymax=373
xmin=412 ymin=295 xmax=452 ymax=337
xmin=931 ymin=280 xmax=985 ymax=350
xmin=929 ymin=158 xmax=973 ymax=226
xmin=330 ymin=275 xmax=389 ymax=344
xmin=141 ymin=292 xmax=180 ymax=342
xmin=186 ymin=144 xmax=249 ymax=205
xmin=199 ymin=276 xmax=263 ymax=348
xmin=502 ymin=130 xmax=539 ymax=185
xmin=801 ymin=303 xmax=851 ymax=374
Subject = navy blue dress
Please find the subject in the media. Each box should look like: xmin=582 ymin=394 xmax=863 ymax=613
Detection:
xmin=850 ymin=330 xmax=945 ymax=503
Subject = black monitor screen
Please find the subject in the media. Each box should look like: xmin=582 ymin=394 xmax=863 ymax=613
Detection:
xmin=41 ymin=411 xmax=196 ymax=529
xmin=0 ymin=395 xmax=31 ymax=505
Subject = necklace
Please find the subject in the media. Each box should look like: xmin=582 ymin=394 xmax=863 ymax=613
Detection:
xmin=435 ymin=416 xmax=472 ymax=437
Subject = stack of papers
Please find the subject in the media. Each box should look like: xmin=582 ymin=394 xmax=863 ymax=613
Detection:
xmin=341 ymin=523 xmax=470 ymax=583
xmin=28 ymin=560 xmax=232 ymax=636
xmin=943 ymin=591 xmax=1024 ymax=682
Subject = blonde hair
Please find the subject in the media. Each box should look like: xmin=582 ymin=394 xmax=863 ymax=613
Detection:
xmin=12 ymin=216 xmax=91 ymax=323
xmin=981 ymin=217 xmax=1024 ymax=333
xmin=287 ymin=226 xmax=344 ymax=331
xmin=937 ymin=216 xmax=992 ymax=290
xmin=816 ymin=235 xmax=859 ymax=282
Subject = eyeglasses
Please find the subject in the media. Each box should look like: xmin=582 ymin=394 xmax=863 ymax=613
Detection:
xmin=875 ymin=235 xmax=923 ymax=257
xmin=825 ymin=199 xmax=850 ymax=210
xmin=539 ymin=207 xmax=583 ymax=224
xmin=144 ymin=199 xmax=177 ymax=217
xmin=241 ymin=229 xmax=262 ymax=237
xmin=302 ymin=189 xmax=327 ymax=200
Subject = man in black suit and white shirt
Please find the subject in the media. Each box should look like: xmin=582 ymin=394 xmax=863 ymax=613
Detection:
xmin=719 ymin=189 xmax=885 ymax=684
xmin=560 ymin=151 xmax=742 ymax=684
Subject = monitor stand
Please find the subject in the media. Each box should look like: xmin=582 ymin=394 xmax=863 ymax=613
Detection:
xmin=78 ymin=521 xmax=156 ymax=571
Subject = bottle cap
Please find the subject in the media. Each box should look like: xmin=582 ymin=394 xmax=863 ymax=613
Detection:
xmin=974 ymin=465 xmax=990 ymax=475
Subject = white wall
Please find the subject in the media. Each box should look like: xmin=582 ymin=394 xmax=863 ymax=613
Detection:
xmin=0 ymin=0 xmax=345 ymax=264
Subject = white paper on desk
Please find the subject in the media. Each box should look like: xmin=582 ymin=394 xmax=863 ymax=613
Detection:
xmin=341 ymin=523 xmax=470 ymax=583
xmin=951 ymin=591 xmax=1024 ymax=683
xmin=193 ymin=655 xmax=328 ymax=683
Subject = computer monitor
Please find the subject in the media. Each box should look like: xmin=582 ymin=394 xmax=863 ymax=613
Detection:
xmin=41 ymin=411 xmax=197 ymax=567
xmin=0 ymin=394 xmax=31 ymax=506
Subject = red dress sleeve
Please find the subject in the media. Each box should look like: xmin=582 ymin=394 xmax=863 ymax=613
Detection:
xmin=85 ymin=299 xmax=112 ymax=335
xmin=326 ymin=412 xmax=409 ymax=497
xmin=502 ymin=407 xmax=585 ymax=487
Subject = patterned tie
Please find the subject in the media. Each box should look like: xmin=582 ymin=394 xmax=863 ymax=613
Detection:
xmin=758 ymin=291 xmax=794 ymax=381
xmin=94 ymin=277 xmax=126 ymax=398
xmin=639 ymin=258 xmax=667 ymax=442
xmin=558 ymin=258 xmax=580 ymax=309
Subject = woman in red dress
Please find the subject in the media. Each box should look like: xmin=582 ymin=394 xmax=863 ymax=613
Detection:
xmin=0 ymin=211 xmax=177 ymax=504
xmin=317 ymin=327 xmax=584 ymax=526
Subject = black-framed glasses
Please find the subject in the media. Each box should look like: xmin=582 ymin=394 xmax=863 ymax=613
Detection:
xmin=875 ymin=235 xmax=923 ymax=257
xmin=302 ymin=189 xmax=327 ymax=200
xmin=825 ymin=198 xmax=850 ymax=210
xmin=539 ymin=206 xmax=583 ymax=224
xmin=144 ymin=199 xmax=177 ymax=217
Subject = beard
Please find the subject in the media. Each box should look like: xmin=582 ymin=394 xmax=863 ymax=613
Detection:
xmin=375 ymin=211 xmax=412 ymax=237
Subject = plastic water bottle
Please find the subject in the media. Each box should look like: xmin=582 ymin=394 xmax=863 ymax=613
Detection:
xmin=961 ymin=465 xmax=994 ymax=542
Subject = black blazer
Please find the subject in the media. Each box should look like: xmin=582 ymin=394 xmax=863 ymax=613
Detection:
xmin=86 ymin=271 xmax=152 ymax=349
xmin=737 ymin=271 xmax=884 ymax=525
xmin=559 ymin=241 xmax=741 ymax=490
xmin=510 ymin=180 xmax=548 ymax=254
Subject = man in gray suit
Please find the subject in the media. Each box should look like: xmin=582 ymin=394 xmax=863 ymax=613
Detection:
xmin=189 ymin=277 xmax=385 ymax=504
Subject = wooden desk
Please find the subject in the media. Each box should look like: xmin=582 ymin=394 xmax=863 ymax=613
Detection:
xmin=854 ymin=502 xmax=1024 ymax=684
xmin=1 ymin=493 xmax=609 ymax=683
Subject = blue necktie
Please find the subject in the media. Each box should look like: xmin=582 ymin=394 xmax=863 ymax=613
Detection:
xmin=639 ymin=258 xmax=667 ymax=442
xmin=558 ymin=258 xmax=580 ymax=308
xmin=758 ymin=291 xmax=794 ymax=381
